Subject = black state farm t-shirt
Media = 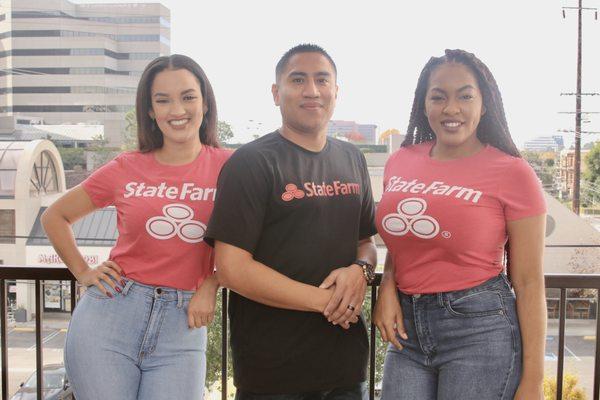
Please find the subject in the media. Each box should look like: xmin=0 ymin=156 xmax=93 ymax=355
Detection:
xmin=206 ymin=131 xmax=377 ymax=393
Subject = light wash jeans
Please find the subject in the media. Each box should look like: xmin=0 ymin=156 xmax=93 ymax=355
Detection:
xmin=64 ymin=279 xmax=207 ymax=400
xmin=381 ymin=274 xmax=522 ymax=400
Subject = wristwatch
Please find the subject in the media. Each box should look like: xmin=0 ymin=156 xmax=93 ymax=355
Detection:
xmin=354 ymin=259 xmax=375 ymax=284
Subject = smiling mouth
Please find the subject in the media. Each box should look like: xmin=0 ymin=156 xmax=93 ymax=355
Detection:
xmin=442 ymin=121 xmax=463 ymax=128
xmin=169 ymin=118 xmax=190 ymax=127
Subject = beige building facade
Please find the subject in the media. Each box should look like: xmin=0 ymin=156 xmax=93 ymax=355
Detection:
xmin=0 ymin=139 xmax=112 ymax=316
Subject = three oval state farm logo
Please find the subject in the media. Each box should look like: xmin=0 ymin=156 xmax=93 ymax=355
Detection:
xmin=146 ymin=203 xmax=207 ymax=243
xmin=382 ymin=198 xmax=441 ymax=239
xmin=281 ymin=184 xmax=305 ymax=201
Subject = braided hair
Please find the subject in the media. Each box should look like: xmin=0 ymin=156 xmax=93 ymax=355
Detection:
xmin=401 ymin=49 xmax=520 ymax=157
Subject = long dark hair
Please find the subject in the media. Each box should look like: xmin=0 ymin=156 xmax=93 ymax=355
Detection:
xmin=136 ymin=54 xmax=219 ymax=151
xmin=402 ymin=49 xmax=520 ymax=157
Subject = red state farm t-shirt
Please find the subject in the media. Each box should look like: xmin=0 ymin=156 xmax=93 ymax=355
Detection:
xmin=376 ymin=142 xmax=546 ymax=294
xmin=81 ymin=146 xmax=231 ymax=290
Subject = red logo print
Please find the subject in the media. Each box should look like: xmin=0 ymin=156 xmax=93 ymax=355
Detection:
xmin=281 ymin=184 xmax=305 ymax=202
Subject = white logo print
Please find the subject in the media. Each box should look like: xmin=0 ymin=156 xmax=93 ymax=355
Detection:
xmin=382 ymin=198 xmax=440 ymax=239
xmin=145 ymin=203 xmax=207 ymax=243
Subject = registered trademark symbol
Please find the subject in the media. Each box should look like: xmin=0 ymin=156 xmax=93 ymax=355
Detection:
xmin=442 ymin=231 xmax=451 ymax=239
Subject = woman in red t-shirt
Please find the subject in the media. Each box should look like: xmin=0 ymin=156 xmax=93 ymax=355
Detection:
xmin=374 ymin=49 xmax=546 ymax=400
xmin=42 ymin=55 xmax=231 ymax=400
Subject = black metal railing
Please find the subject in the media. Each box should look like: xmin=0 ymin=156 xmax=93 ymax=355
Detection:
xmin=545 ymin=273 xmax=600 ymax=400
xmin=0 ymin=267 xmax=598 ymax=400
xmin=0 ymin=267 xmax=76 ymax=400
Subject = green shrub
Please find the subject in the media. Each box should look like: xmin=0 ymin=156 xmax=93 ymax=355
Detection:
xmin=57 ymin=147 xmax=85 ymax=170
xmin=544 ymin=373 xmax=587 ymax=400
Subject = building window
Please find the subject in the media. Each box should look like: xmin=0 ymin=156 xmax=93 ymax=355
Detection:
xmin=2 ymin=105 xmax=132 ymax=113
xmin=29 ymin=151 xmax=59 ymax=197
xmin=12 ymin=11 xmax=63 ymax=19
xmin=12 ymin=11 xmax=162 ymax=25
xmin=0 ymin=48 xmax=160 ymax=60
xmin=0 ymin=210 xmax=15 ymax=244
xmin=72 ymin=48 xmax=104 ymax=56
xmin=3 ymin=30 xmax=164 ymax=43
xmin=128 ymin=52 xmax=159 ymax=60
xmin=13 ymin=87 xmax=70 ymax=94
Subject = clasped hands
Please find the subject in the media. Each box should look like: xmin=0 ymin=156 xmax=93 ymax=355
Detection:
xmin=319 ymin=264 xmax=366 ymax=329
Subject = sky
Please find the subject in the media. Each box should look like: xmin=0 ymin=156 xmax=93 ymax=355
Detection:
xmin=76 ymin=0 xmax=600 ymax=148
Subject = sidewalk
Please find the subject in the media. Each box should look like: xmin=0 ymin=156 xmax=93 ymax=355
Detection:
xmin=547 ymin=318 xmax=597 ymax=338
xmin=11 ymin=312 xmax=71 ymax=332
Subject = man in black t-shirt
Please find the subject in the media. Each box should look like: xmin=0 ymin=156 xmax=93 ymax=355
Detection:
xmin=206 ymin=44 xmax=377 ymax=399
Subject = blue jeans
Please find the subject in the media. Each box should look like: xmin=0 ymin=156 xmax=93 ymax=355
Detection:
xmin=381 ymin=274 xmax=522 ymax=400
xmin=64 ymin=279 xmax=207 ymax=400
xmin=235 ymin=382 xmax=367 ymax=400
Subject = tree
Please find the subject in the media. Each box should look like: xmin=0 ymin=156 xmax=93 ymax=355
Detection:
xmin=378 ymin=128 xmax=401 ymax=144
xmin=543 ymin=373 xmax=587 ymax=400
xmin=87 ymin=134 xmax=119 ymax=170
xmin=522 ymin=151 xmax=556 ymax=189
xmin=345 ymin=132 xmax=365 ymax=143
xmin=218 ymin=121 xmax=234 ymax=144
xmin=57 ymin=147 xmax=86 ymax=170
xmin=205 ymin=290 xmax=233 ymax=390
xmin=584 ymin=141 xmax=600 ymax=185
xmin=362 ymin=290 xmax=388 ymax=385
xmin=121 ymin=107 xmax=138 ymax=151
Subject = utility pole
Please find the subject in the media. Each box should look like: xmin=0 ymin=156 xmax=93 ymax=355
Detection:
xmin=562 ymin=1 xmax=597 ymax=215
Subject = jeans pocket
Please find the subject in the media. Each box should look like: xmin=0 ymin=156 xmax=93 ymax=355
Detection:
xmin=83 ymin=284 xmax=112 ymax=300
xmin=444 ymin=290 xmax=504 ymax=317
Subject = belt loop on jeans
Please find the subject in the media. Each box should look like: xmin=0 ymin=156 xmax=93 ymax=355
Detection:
xmin=500 ymin=272 xmax=513 ymax=288
xmin=177 ymin=290 xmax=183 ymax=308
xmin=121 ymin=279 xmax=134 ymax=296
xmin=437 ymin=293 xmax=445 ymax=307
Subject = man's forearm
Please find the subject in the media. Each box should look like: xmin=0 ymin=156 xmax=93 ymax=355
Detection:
xmin=215 ymin=242 xmax=331 ymax=312
xmin=356 ymin=237 xmax=376 ymax=269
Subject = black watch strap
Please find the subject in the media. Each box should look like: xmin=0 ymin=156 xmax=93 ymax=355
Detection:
xmin=354 ymin=259 xmax=375 ymax=284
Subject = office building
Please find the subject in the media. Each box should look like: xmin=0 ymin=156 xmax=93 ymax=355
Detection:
xmin=0 ymin=0 xmax=170 ymax=144
xmin=523 ymin=135 xmax=564 ymax=152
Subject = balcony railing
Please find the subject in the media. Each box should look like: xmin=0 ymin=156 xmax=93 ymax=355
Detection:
xmin=0 ymin=267 xmax=598 ymax=400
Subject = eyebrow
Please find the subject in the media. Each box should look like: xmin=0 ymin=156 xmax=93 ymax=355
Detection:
xmin=287 ymin=71 xmax=332 ymax=78
xmin=430 ymin=84 xmax=476 ymax=94
xmin=153 ymin=88 xmax=198 ymax=97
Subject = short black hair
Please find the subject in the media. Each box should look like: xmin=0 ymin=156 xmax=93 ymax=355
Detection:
xmin=275 ymin=43 xmax=337 ymax=81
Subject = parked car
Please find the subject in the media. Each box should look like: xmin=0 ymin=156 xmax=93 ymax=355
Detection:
xmin=10 ymin=363 xmax=73 ymax=400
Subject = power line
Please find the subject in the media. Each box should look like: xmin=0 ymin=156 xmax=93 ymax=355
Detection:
xmin=560 ymin=92 xmax=600 ymax=96
xmin=558 ymin=111 xmax=600 ymax=114
xmin=557 ymin=129 xmax=600 ymax=134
